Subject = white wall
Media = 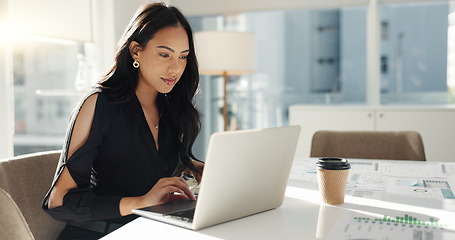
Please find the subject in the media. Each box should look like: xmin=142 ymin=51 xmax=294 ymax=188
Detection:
xmin=173 ymin=0 xmax=437 ymax=16
xmin=9 ymin=0 xmax=93 ymax=41
xmin=173 ymin=0 xmax=366 ymax=16
xmin=0 ymin=0 xmax=14 ymax=158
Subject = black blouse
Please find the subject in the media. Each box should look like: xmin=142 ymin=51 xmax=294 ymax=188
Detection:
xmin=42 ymin=91 xmax=180 ymax=225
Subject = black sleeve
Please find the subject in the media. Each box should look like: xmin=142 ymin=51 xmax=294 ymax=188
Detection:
xmin=42 ymin=92 xmax=123 ymax=222
xmin=45 ymin=188 xmax=122 ymax=222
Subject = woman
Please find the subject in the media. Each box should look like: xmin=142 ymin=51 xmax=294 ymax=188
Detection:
xmin=42 ymin=2 xmax=204 ymax=239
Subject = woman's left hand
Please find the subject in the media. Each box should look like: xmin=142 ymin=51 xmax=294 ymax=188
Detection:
xmin=192 ymin=160 xmax=204 ymax=183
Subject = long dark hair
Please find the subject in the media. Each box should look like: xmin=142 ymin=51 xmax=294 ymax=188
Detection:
xmin=98 ymin=2 xmax=201 ymax=174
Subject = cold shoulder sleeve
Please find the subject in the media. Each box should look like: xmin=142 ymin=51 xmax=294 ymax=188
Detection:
xmin=42 ymin=91 xmax=123 ymax=222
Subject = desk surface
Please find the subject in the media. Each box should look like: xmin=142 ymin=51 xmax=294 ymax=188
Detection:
xmin=103 ymin=159 xmax=455 ymax=240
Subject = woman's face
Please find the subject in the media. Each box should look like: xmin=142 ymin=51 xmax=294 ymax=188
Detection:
xmin=133 ymin=25 xmax=189 ymax=94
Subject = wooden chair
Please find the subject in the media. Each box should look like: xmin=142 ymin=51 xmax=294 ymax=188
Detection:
xmin=0 ymin=150 xmax=65 ymax=240
xmin=310 ymin=130 xmax=426 ymax=161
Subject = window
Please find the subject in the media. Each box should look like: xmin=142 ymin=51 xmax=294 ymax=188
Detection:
xmin=380 ymin=1 xmax=450 ymax=104
xmin=12 ymin=39 xmax=82 ymax=155
xmin=189 ymin=1 xmax=454 ymax=134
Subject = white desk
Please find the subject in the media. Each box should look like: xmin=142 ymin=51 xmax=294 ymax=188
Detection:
xmin=103 ymin=159 xmax=455 ymax=240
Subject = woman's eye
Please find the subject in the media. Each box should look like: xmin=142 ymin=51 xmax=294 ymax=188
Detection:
xmin=179 ymin=55 xmax=188 ymax=59
xmin=160 ymin=53 xmax=169 ymax=58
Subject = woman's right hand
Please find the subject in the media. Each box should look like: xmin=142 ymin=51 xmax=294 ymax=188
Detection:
xmin=143 ymin=176 xmax=196 ymax=205
xmin=119 ymin=177 xmax=195 ymax=216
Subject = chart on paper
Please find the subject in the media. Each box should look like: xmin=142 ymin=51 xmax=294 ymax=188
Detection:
xmin=353 ymin=214 xmax=446 ymax=228
xmin=387 ymin=178 xmax=455 ymax=199
xmin=325 ymin=211 xmax=455 ymax=240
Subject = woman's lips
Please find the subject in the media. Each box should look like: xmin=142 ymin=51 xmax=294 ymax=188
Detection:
xmin=161 ymin=77 xmax=177 ymax=85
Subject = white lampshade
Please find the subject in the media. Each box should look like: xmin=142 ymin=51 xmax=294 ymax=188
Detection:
xmin=194 ymin=31 xmax=256 ymax=75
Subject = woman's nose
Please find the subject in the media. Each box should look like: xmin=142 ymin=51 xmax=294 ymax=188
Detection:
xmin=168 ymin=59 xmax=182 ymax=75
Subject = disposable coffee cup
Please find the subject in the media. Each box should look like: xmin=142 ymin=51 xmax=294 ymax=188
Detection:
xmin=316 ymin=157 xmax=350 ymax=205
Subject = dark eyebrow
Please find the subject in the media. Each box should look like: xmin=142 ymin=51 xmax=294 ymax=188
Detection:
xmin=157 ymin=46 xmax=190 ymax=53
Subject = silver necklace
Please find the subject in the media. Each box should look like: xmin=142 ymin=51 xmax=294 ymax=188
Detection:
xmin=151 ymin=111 xmax=162 ymax=129
xmin=151 ymin=116 xmax=159 ymax=129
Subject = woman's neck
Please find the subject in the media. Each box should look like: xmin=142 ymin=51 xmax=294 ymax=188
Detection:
xmin=135 ymin=84 xmax=159 ymax=109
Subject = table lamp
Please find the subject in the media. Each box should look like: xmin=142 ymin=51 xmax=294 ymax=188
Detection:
xmin=194 ymin=31 xmax=256 ymax=131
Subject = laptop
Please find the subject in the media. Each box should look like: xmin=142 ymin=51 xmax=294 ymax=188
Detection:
xmin=132 ymin=125 xmax=301 ymax=230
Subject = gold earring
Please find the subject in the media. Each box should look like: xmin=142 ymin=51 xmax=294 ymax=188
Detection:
xmin=133 ymin=60 xmax=140 ymax=68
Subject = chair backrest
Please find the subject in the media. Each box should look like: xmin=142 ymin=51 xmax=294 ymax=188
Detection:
xmin=0 ymin=188 xmax=34 ymax=240
xmin=310 ymin=130 xmax=426 ymax=161
xmin=0 ymin=150 xmax=65 ymax=240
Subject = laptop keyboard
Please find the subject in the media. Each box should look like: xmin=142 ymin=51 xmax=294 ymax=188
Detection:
xmin=166 ymin=208 xmax=195 ymax=222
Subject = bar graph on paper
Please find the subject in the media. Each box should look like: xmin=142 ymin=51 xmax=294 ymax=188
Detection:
xmin=326 ymin=212 xmax=455 ymax=240
xmin=353 ymin=214 xmax=447 ymax=228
